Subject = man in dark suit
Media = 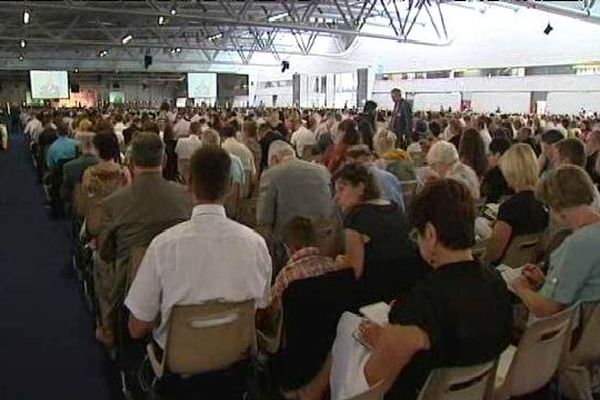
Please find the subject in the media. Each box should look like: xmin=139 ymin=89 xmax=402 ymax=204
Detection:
xmin=96 ymin=133 xmax=192 ymax=345
xmin=389 ymin=88 xmax=413 ymax=149
xmin=61 ymin=131 xmax=98 ymax=209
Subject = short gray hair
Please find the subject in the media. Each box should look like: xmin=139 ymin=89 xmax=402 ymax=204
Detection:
xmin=427 ymin=140 xmax=459 ymax=166
xmin=131 ymin=132 xmax=164 ymax=167
xmin=268 ymin=140 xmax=295 ymax=162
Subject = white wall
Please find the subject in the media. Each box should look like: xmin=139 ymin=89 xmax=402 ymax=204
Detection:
xmin=471 ymin=92 xmax=530 ymax=113
xmin=413 ymin=92 xmax=462 ymax=112
xmin=547 ymin=92 xmax=600 ymax=114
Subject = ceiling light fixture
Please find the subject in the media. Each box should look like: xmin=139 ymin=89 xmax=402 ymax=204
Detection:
xmin=74 ymin=68 xmax=79 ymax=73
xmin=23 ymin=10 xmax=30 ymax=25
xmin=99 ymin=49 xmax=108 ymax=57
xmin=208 ymin=33 xmax=223 ymax=41
xmin=20 ymin=39 xmax=26 ymax=48
xmin=268 ymin=12 xmax=289 ymax=22
xmin=121 ymin=34 xmax=133 ymax=44
xmin=19 ymin=55 xmax=24 ymax=61
xmin=158 ymin=15 xmax=166 ymax=25
xmin=170 ymin=7 xmax=177 ymax=16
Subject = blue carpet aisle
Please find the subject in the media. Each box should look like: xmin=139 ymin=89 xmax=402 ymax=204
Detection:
xmin=0 ymin=128 xmax=122 ymax=400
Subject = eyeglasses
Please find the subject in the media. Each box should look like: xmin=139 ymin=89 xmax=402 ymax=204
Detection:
xmin=409 ymin=228 xmax=420 ymax=244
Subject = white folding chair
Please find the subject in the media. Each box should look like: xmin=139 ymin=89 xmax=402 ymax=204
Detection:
xmin=560 ymin=302 xmax=600 ymax=400
xmin=146 ymin=300 xmax=256 ymax=379
xmin=491 ymin=304 xmax=578 ymax=400
xmin=418 ymin=361 xmax=497 ymax=400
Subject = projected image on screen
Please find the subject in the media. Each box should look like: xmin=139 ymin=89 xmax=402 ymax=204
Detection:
xmin=187 ymin=73 xmax=217 ymax=98
xmin=30 ymin=70 xmax=69 ymax=99
xmin=109 ymin=91 xmax=125 ymax=104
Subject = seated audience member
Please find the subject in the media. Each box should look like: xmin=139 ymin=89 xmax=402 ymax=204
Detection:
xmin=373 ymin=129 xmax=416 ymax=182
xmin=538 ymin=129 xmax=564 ymax=175
xmin=333 ymin=163 xmax=423 ymax=305
xmin=585 ymin=130 xmax=600 ymax=186
xmin=257 ymin=140 xmax=334 ymax=243
xmin=324 ymin=119 xmax=361 ymax=173
xmin=242 ymin=120 xmax=262 ymax=175
xmin=291 ymin=117 xmax=317 ymax=158
xmin=555 ymin=137 xmax=600 ymax=210
xmin=476 ymin=116 xmax=492 ymax=154
xmin=517 ymin=127 xmax=541 ymax=155
xmin=345 ymin=145 xmax=405 ymax=212
xmin=61 ymin=131 xmax=99 ymax=209
xmin=486 ymin=143 xmax=549 ymax=264
xmin=357 ymin=119 xmax=375 ymax=151
xmin=97 ymin=133 xmax=192 ymax=342
xmin=426 ymin=141 xmax=481 ymax=200
xmin=201 ymin=128 xmax=245 ymax=186
xmin=259 ymin=125 xmax=286 ymax=173
xmin=125 ymin=145 xmax=272 ymax=351
xmin=122 ymin=117 xmax=142 ymax=146
xmin=512 ymin=165 xmax=600 ymax=318
xmin=267 ymin=108 xmax=289 ymax=138
xmin=459 ymin=128 xmax=488 ymax=180
xmin=304 ymin=179 xmax=512 ymax=400
xmin=46 ymin=123 xmax=78 ymax=172
xmin=480 ymin=137 xmax=513 ymax=204
xmin=174 ymin=121 xmax=202 ymax=181
xmin=221 ymin=124 xmax=256 ymax=177
xmin=267 ymin=217 xmax=340 ymax=313
xmin=447 ymin=118 xmax=463 ymax=149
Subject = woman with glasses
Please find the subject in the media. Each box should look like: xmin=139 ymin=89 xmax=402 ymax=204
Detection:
xmin=299 ymin=179 xmax=512 ymax=400
xmin=512 ymin=165 xmax=600 ymax=318
xmin=332 ymin=163 xmax=424 ymax=306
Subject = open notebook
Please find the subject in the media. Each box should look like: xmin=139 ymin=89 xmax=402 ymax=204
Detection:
xmin=496 ymin=264 xmax=524 ymax=293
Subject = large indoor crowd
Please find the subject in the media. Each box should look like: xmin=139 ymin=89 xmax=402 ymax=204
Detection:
xmin=4 ymin=89 xmax=600 ymax=399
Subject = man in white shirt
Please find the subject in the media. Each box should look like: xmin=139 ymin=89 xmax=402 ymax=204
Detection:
xmin=125 ymin=146 xmax=272 ymax=349
xmin=174 ymin=121 xmax=202 ymax=180
xmin=24 ymin=113 xmax=43 ymax=142
xmin=172 ymin=113 xmax=191 ymax=138
xmin=113 ymin=114 xmax=126 ymax=147
xmin=290 ymin=117 xmax=317 ymax=158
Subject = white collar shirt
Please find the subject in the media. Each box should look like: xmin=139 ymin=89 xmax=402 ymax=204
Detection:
xmin=174 ymin=135 xmax=202 ymax=160
xmin=173 ymin=119 xmax=191 ymax=138
xmin=290 ymin=126 xmax=317 ymax=158
xmin=125 ymin=204 xmax=272 ymax=349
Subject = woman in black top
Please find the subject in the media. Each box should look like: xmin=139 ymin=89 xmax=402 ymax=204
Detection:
xmin=355 ymin=179 xmax=512 ymax=400
xmin=487 ymin=143 xmax=549 ymax=263
xmin=480 ymin=137 xmax=513 ymax=203
xmin=333 ymin=163 xmax=424 ymax=305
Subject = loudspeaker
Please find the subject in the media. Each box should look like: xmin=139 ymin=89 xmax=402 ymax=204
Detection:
xmin=113 ymin=82 xmax=120 ymax=89
xmin=544 ymin=23 xmax=553 ymax=35
xmin=144 ymin=55 xmax=153 ymax=69
xmin=70 ymin=84 xmax=80 ymax=93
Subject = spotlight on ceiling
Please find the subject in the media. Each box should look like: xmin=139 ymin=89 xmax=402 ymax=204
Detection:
xmin=74 ymin=68 xmax=79 ymax=73
xmin=20 ymin=39 xmax=26 ymax=48
xmin=99 ymin=49 xmax=108 ymax=57
xmin=23 ymin=10 xmax=30 ymax=25
xmin=19 ymin=55 xmax=24 ymax=61
xmin=208 ymin=33 xmax=223 ymax=41
xmin=544 ymin=23 xmax=553 ymax=35
xmin=170 ymin=7 xmax=177 ymax=16
xmin=281 ymin=60 xmax=290 ymax=73
xmin=158 ymin=15 xmax=166 ymax=25
xmin=121 ymin=34 xmax=133 ymax=44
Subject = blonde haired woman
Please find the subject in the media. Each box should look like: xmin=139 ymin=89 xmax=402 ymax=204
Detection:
xmin=373 ymin=129 xmax=416 ymax=182
xmin=512 ymin=165 xmax=600 ymax=317
xmin=486 ymin=143 xmax=548 ymax=263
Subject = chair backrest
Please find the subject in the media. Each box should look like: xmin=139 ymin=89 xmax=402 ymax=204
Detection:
xmin=566 ymin=302 xmax=600 ymax=366
xmin=344 ymin=381 xmax=386 ymax=400
xmin=401 ymin=180 xmax=419 ymax=207
xmin=417 ymin=361 xmax=496 ymax=400
xmin=164 ymin=300 xmax=255 ymax=375
xmin=503 ymin=305 xmax=577 ymax=397
xmin=281 ymin=269 xmax=359 ymax=389
xmin=501 ymin=233 xmax=542 ymax=268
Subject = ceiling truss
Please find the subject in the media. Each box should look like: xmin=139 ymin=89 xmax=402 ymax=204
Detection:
xmin=0 ymin=0 xmax=453 ymax=71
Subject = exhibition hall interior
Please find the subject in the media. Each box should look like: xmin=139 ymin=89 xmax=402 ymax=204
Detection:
xmin=1 ymin=1 xmax=600 ymax=399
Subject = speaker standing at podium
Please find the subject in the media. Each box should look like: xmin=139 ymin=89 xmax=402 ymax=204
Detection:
xmin=389 ymin=88 xmax=412 ymax=149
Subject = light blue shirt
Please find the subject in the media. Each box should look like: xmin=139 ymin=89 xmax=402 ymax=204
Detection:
xmin=540 ymin=222 xmax=600 ymax=305
xmin=369 ymin=165 xmax=405 ymax=212
xmin=230 ymin=154 xmax=245 ymax=185
xmin=47 ymin=136 xmax=78 ymax=170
